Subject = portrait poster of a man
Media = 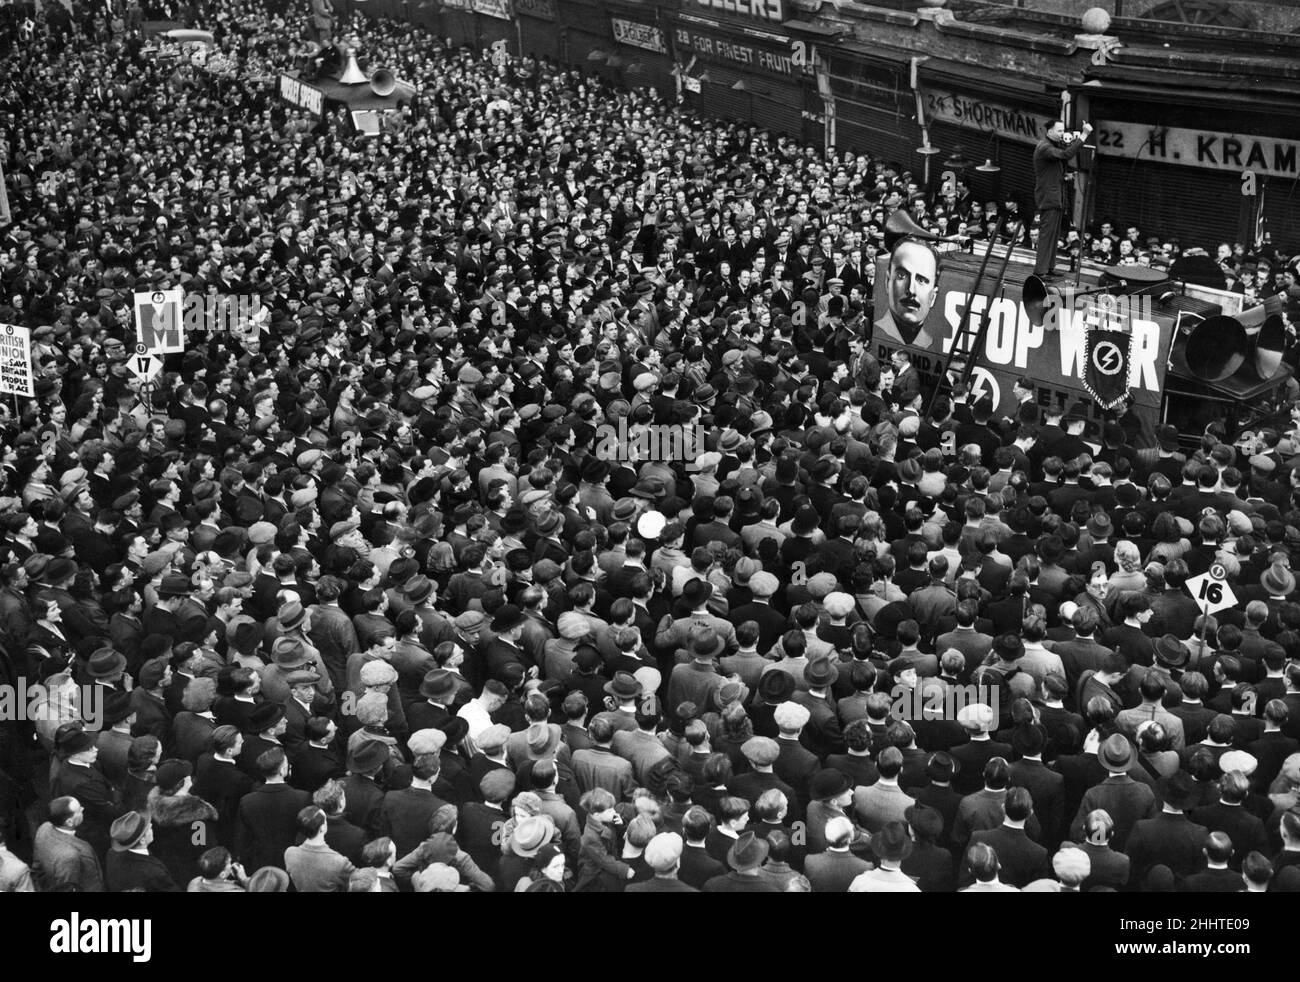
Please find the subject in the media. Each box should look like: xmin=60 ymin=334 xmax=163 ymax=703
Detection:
xmin=874 ymin=237 xmax=941 ymax=351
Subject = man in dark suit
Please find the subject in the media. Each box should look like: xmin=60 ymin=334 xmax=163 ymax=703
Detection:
xmin=193 ymin=726 xmax=254 ymax=848
xmin=459 ymin=770 xmax=514 ymax=886
xmin=950 ymin=704 xmax=1012 ymax=796
xmin=1008 ymin=725 xmax=1065 ymax=847
xmin=288 ymin=718 xmax=344 ymax=793
xmin=50 ymin=730 xmax=125 ymax=858
xmin=1032 ymin=119 xmax=1089 ymax=280
xmin=961 ymin=788 xmax=1048 ymax=888
xmin=103 ymin=813 xmax=181 ymax=892
xmin=911 ymin=753 xmax=964 ymax=853
xmin=803 ymin=816 xmax=871 ymax=892
xmin=1189 ymin=771 xmax=1269 ymax=870
xmin=236 ymin=703 xmax=289 ymax=779
xmin=901 ymin=803 xmax=956 ymax=892
xmin=234 ymin=748 xmax=310 ymax=870
xmin=1246 ymin=699 xmax=1299 ymax=789
xmin=377 ymin=753 xmax=449 ymax=857
xmin=1078 ymin=811 xmax=1131 ymax=891
xmin=1180 ymin=832 xmax=1245 ymax=892
xmin=1069 ymin=735 xmax=1158 ymax=852
xmin=1124 ymin=773 xmax=1207 ymax=884
xmin=679 ymin=807 xmax=727 ymax=889
xmin=772 ymin=704 xmax=821 ymax=811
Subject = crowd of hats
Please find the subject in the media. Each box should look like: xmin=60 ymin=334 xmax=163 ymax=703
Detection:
xmin=1 ymin=1 xmax=1300 ymax=895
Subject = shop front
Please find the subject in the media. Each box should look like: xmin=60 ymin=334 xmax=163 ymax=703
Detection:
xmin=515 ymin=0 xmax=560 ymax=62
xmin=472 ymin=0 xmax=516 ymax=52
xmin=607 ymin=8 xmax=676 ymax=101
xmin=669 ymin=11 xmax=819 ymax=142
xmin=440 ymin=0 xmax=477 ymax=46
xmin=1089 ymin=100 xmax=1300 ymax=255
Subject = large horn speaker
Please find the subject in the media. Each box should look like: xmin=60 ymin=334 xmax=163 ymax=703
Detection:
xmin=338 ymin=48 xmax=369 ymax=85
xmin=1184 ymin=295 xmax=1286 ymax=382
xmin=370 ymin=69 xmax=396 ymax=97
xmin=883 ymin=209 xmax=970 ymax=252
xmin=1021 ymin=275 xmax=1113 ymax=329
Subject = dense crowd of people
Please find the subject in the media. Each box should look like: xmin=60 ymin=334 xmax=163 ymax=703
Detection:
xmin=0 ymin=0 xmax=1299 ymax=895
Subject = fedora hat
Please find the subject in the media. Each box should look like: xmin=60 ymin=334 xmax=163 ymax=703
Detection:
xmin=420 ymin=669 xmax=457 ymax=701
xmin=904 ymin=803 xmax=944 ymax=841
xmin=509 ymin=815 xmax=557 ymax=858
xmin=926 ymin=751 xmax=960 ymax=783
xmin=758 ymin=669 xmax=796 ymax=705
xmin=718 ymin=429 xmax=743 ymax=453
xmin=347 ymin=738 xmax=390 ymax=776
xmin=157 ymin=572 xmax=191 ymax=598
xmin=810 ymin=767 xmax=850 ymax=801
xmin=278 ymin=601 xmax=307 ymax=632
xmin=271 ymin=637 xmax=310 ymax=669
xmin=86 ymin=647 xmax=127 ymax=679
xmin=804 ymin=657 xmax=839 ymax=689
xmin=1262 ymin=562 xmax=1296 ymax=596
xmin=247 ymin=703 xmax=286 ymax=734
xmin=871 ymin=821 xmax=914 ymax=864
xmin=603 ymin=671 xmax=643 ymax=702
xmin=1153 ymin=634 xmax=1189 ymax=668
xmin=1099 ymin=733 xmax=1134 ymax=771
xmin=630 ymin=476 xmax=665 ymax=500
xmin=490 ymin=603 xmax=525 ymax=633
xmin=726 ymin=831 xmax=769 ymax=872
xmin=109 ymin=811 xmax=150 ymax=850
xmin=525 ymin=722 xmax=561 ymax=758
xmin=791 ymin=505 xmax=820 ymax=535
xmin=681 ymin=578 xmax=713 ymax=608
xmin=403 ymin=575 xmax=434 ymax=605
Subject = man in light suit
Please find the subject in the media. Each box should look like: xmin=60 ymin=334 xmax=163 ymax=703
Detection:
xmin=33 ymin=797 xmax=105 ymax=892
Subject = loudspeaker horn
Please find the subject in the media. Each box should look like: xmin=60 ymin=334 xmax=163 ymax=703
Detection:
xmin=883 ymin=209 xmax=970 ymax=252
xmin=370 ymin=68 xmax=396 ymax=97
xmin=1021 ymin=275 xmax=1111 ymax=329
xmin=1183 ymin=295 xmax=1286 ymax=382
xmin=338 ymin=48 xmax=369 ymax=85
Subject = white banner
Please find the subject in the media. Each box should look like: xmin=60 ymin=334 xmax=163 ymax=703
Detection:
xmin=0 ymin=324 xmax=33 ymax=397
xmin=612 ymin=17 xmax=667 ymax=55
xmin=1093 ymin=121 xmax=1300 ymax=178
xmin=923 ymin=86 xmax=1053 ymax=146
xmin=134 ymin=288 xmax=185 ymax=355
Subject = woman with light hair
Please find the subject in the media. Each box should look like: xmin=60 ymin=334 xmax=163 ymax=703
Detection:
xmin=1106 ymin=540 xmax=1146 ymax=597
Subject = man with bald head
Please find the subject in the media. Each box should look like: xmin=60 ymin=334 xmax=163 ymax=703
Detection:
xmin=875 ymin=238 xmax=940 ymax=350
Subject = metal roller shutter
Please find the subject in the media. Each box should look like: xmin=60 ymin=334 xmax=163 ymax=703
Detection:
xmin=442 ymin=8 xmax=476 ymax=46
xmin=624 ymin=59 xmax=675 ymax=103
xmin=928 ymin=119 xmax=1037 ymax=213
xmin=478 ymin=15 xmax=515 ymax=50
xmin=832 ymin=97 xmax=916 ymax=170
xmin=518 ymin=17 xmax=560 ymax=60
xmin=408 ymin=1 xmax=440 ymax=31
xmin=1091 ymin=157 xmax=1244 ymax=253
xmin=1260 ymin=178 xmax=1300 ymax=255
xmin=566 ymin=28 xmax=616 ymax=80
xmin=748 ymin=82 xmax=804 ymax=140
xmin=684 ymin=63 xmax=750 ymax=125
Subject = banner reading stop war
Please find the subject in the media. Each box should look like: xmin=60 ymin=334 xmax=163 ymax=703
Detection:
xmin=869 ymin=248 xmax=1175 ymax=438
